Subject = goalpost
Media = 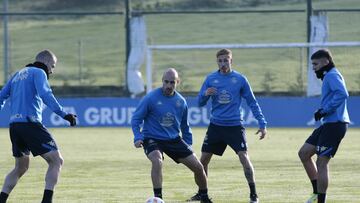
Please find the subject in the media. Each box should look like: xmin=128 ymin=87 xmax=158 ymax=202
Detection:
xmin=145 ymin=41 xmax=360 ymax=95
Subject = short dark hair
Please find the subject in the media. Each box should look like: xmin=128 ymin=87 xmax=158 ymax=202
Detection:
xmin=216 ymin=49 xmax=232 ymax=58
xmin=311 ymin=49 xmax=334 ymax=64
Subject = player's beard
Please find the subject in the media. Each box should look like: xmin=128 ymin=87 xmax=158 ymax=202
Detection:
xmin=315 ymin=63 xmax=334 ymax=80
xmin=220 ymin=65 xmax=230 ymax=73
xmin=163 ymin=88 xmax=174 ymax=96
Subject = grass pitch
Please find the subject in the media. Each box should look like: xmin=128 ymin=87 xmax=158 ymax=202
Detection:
xmin=0 ymin=127 xmax=359 ymax=203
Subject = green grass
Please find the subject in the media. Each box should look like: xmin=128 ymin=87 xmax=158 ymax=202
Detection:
xmin=0 ymin=0 xmax=360 ymax=92
xmin=1 ymin=16 xmax=125 ymax=86
xmin=0 ymin=127 xmax=359 ymax=202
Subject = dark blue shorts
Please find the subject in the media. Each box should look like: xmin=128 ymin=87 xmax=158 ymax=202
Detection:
xmin=143 ymin=137 xmax=193 ymax=163
xmin=9 ymin=122 xmax=58 ymax=157
xmin=306 ymin=122 xmax=348 ymax=158
xmin=201 ymin=123 xmax=247 ymax=156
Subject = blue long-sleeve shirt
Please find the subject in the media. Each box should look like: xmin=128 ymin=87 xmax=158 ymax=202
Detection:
xmin=131 ymin=88 xmax=192 ymax=145
xmin=0 ymin=67 xmax=67 ymax=123
xmin=198 ymin=70 xmax=267 ymax=128
xmin=320 ymin=67 xmax=350 ymax=123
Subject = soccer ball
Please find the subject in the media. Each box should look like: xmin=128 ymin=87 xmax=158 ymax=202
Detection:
xmin=145 ymin=197 xmax=165 ymax=203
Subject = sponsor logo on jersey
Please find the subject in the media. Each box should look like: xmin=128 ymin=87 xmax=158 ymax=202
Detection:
xmin=231 ymin=77 xmax=238 ymax=84
xmin=160 ymin=112 xmax=175 ymax=127
xmin=218 ymin=90 xmax=232 ymax=104
xmin=176 ymin=100 xmax=182 ymax=108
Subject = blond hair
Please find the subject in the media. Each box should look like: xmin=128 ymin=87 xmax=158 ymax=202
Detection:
xmin=216 ymin=49 xmax=232 ymax=58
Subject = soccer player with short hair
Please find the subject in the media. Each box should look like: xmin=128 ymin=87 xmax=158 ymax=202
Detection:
xmin=131 ymin=68 xmax=212 ymax=203
xmin=0 ymin=50 xmax=77 ymax=203
xmin=298 ymin=49 xmax=349 ymax=203
xmin=189 ymin=49 xmax=267 ymax=203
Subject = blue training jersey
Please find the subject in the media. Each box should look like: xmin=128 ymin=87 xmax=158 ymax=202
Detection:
xmin=320 ymin=67 xmax=350 ymax=123
xmin=0 ymin=66 xmax=67 ymax=123
xmin=131 ymin=88 xmax=192 ymax=145
xmin=198 ymin=70 xmax=267 ymax=128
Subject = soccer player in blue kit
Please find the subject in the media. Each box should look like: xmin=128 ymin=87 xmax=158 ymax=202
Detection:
xmin=131 ymin=68 xmax=212 ymax=203
xmin=0 ymin=50 xmax=77 ymax=203
xmin=298 ymin=49 xmax=349 ymax=203
xmin=188 ymin=49 xmax=267 ymax=203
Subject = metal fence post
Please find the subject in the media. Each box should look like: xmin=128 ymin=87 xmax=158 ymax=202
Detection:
xmin=78 ymin=39 xmax=83 ymax=84
xmin=3 ymin=0 xmax=9 ymax=82
xmin=125 ymin=0 xmax=131 ymax=94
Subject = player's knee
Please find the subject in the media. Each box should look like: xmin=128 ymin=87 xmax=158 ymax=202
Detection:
xmin=316 ymin=157 xmax=329 ymax=169
xmin=150 ymin=157 xmax=163 ymax=167
xmin=58 ymin=156 xmax=64 ymax=167
xmin=49 ymin=155 xmax=64 ymax=169
xmin=15 ymin=165 xmax=29 ymax=177
xmin=298 ymin=149 xmax=310 ymax=161
xmin=298 ymin=149 xmax=304 ymax=159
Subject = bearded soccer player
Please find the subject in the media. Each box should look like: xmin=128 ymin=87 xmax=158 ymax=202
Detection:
xmin=298 ymin=49 xmax=349 ymax=203
xmin=131 ymin=68 xmax=212 ymax=203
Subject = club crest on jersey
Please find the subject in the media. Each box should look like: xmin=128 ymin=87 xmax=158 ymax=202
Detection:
xmin=213 ymin=79 xmax=219 ymax=84
xmin=231 ymin=77 xmax=238 ymax=84
xmin=217 ymin=90 xmax=232 ymax=104
xmin=160 ymin=112 xmax=175 ymax=127
xmin=157 ymin=101 xmax=162 ymax=105
xmin=176 ymin=100 xmax=182 ymax=108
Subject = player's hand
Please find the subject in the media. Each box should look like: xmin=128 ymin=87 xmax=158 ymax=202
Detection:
xmin=256 ymin=128 xmax=267 ymax=140
xmin=205 ymin=87 xmax=217 ymax=96
xmin=314 ymin=108 xmax=326 ymax=121
xmin=134 ymin=140 xmax=143 ymax=148
xmin=63 ymin=114 xmax=77 ymax=126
